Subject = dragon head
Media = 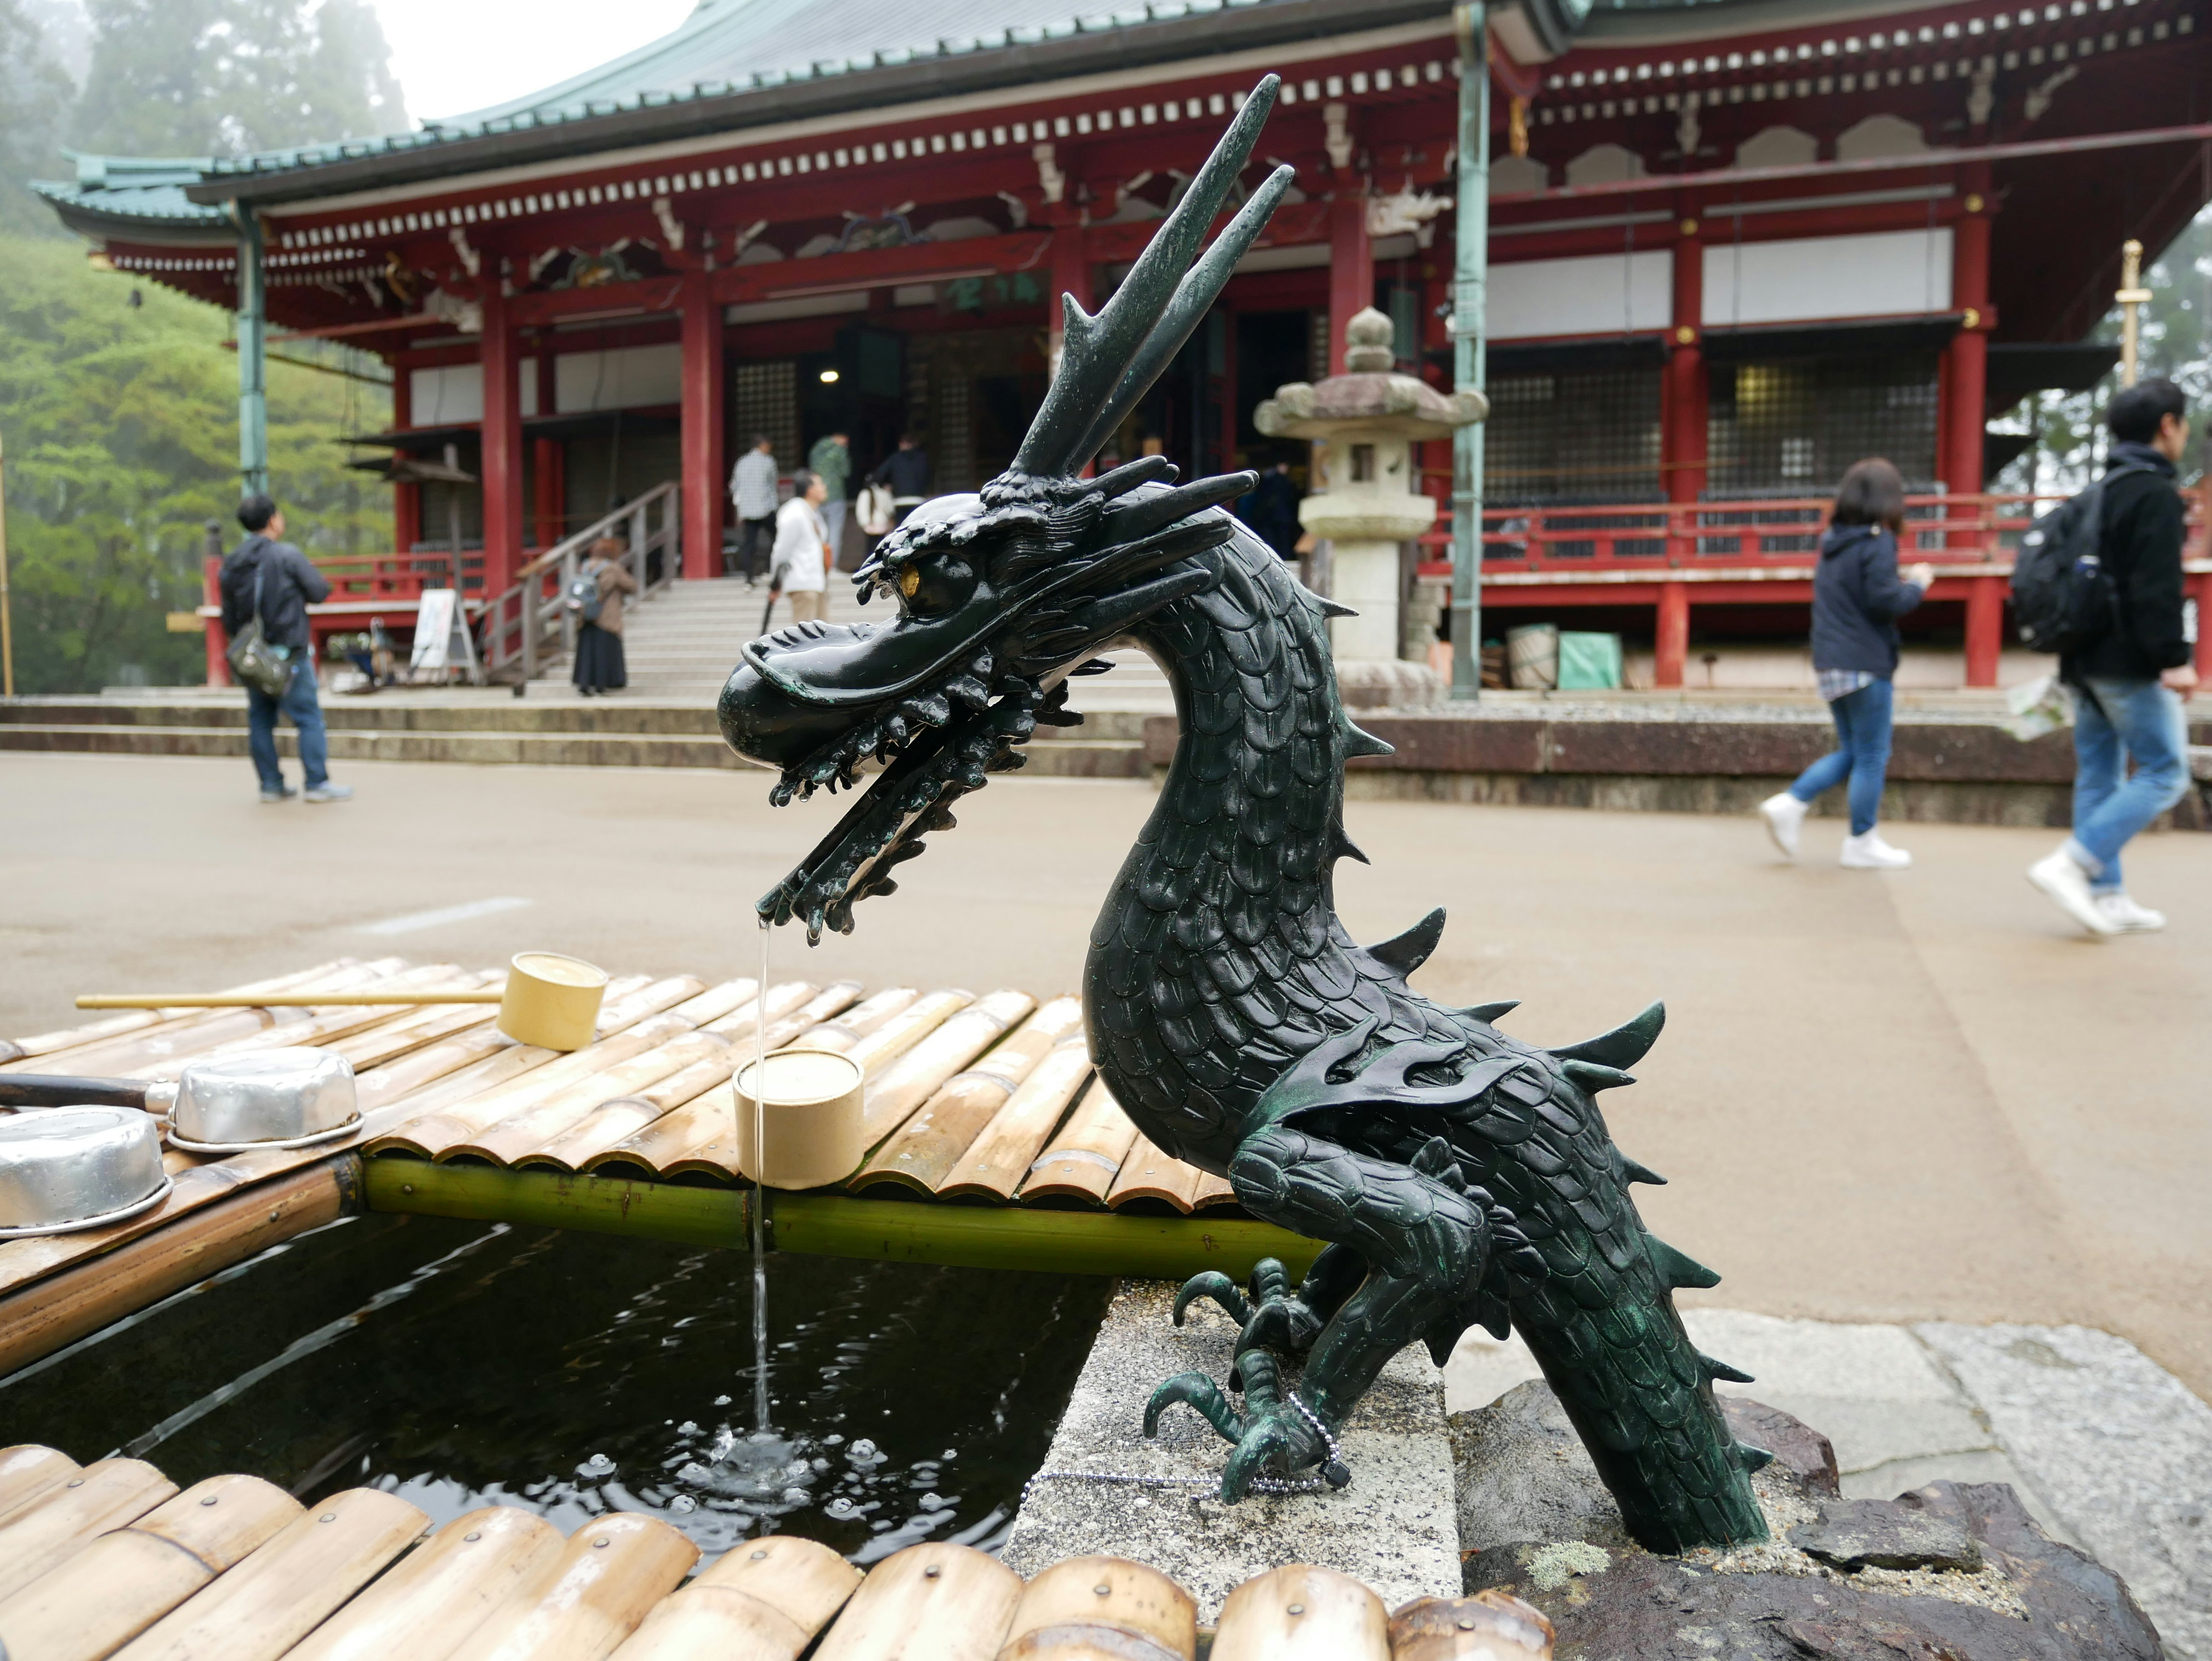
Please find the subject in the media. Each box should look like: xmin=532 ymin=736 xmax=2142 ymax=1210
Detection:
xmin=721 ymin=80 xmax=1294 ymax=941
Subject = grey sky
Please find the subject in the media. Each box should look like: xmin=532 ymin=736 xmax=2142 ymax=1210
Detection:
xmin=372 ymin=0 xmax=693 ymax=123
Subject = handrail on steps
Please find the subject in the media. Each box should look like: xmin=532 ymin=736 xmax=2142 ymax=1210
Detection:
xmin=481 ymin=480 xmax=681 ymax=682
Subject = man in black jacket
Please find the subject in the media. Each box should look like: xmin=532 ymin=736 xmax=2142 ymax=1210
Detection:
xmin=866 ymin=433 xmax=932 ymax=526
xmin=2027 ymin=379 xmax=2198 ymax=935
xmin=218 ymin=495 xmax=351 ymax=804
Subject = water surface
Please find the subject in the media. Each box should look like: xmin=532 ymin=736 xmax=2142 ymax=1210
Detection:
xmin=0 ymin=1212 xmax=1111 ymax=1564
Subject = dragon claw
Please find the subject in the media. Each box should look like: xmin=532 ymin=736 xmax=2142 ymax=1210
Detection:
xmin=1145 ymin=1371 xmax=1243 ymax=1444
xmin=1172 ymin=1271 xmax=1253 ymax=1328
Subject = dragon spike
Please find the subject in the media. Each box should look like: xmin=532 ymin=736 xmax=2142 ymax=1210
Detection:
xmin=1644 ymin=1232 xmax=1722 ymax=1291
xmin=1317 ymin=597 xmax=1359 ymax=618
xmin=1342 ymin=725 xmax=1395 ymax=760
xmin=1463 ymin=999 xmax=1520 ymax=1024
xmin=1362 ymin=907 xmax=1447 ymax=978
xmin=1561 ymin=1058 xmax=1635 ymax=1093
xmin=1736 ymin=1442 xmax=1778 ymax=1473
xmin=1553 ymin=1000 xmax=1667 ymax=1071
xmin=1701 ymin=1353 xmax=1757 ymax=1385
xmin=1091 ymin=453 xmax=1178 ymax=498
xmin=1620 ymin=1154 xmax=1668 ymax=1186
xmin=1100 ymin=471 xmax=1257 ymax=544
xmin=1015 ymin=77 xmax=1287 ymax=477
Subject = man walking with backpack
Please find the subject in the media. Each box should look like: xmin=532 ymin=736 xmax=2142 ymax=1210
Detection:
xmin=2025 ymin=378 xmax=2198 ymax=935
xmin=218 ymin=494 xmax=351 ymax=804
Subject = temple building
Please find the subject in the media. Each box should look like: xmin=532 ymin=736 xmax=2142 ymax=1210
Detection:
xmin=31 ymin=0 xmax=2212 ymax=688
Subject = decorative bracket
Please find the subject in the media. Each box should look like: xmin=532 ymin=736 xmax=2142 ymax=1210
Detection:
xmin=652 ymin=197 xmax=685 ymax=251
xmin=448 ymin=227 xmax=480 ymax=279
xmin=1034 ymin=143 xmax=1066 ymax=206
xmin=1323 ymin=103 xmax=1354 ymax=172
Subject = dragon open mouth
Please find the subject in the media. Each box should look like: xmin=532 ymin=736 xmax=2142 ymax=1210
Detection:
xmin=718 ymin=76 xmax=1296 ymax=943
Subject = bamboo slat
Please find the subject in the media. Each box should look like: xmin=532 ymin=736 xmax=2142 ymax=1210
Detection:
xmin=809 ymin=1542 xmax=1020 ymax=1661
xmin=837 ymin=990 xmax=971 ymax=1077
xmin=593 ymin=977 xmax=710 ymax=1034
xmin=790 ymin=987 xmax=918 ymax=1054
xmin=737 ymin=982 xmax=864 ymax=1058
xmin=369 ymin=1015 xmax=697 ymax=1158
xmin=512 ymin=1031 xmax=744 ymax=1172
xmin=665 ymin=977 xmax=761 ymax=1028
xmin=107 ymin=1487 xmax=429 ymax=1661
xmin=0 ymin=1448 xmax=80 ymax=1528
xmin=1388 ymin=1594 xmax=1554 ymax=1661
xmin=0 ymin=1474 xmax=300 ymax=1661
xmin=443 ymin=1513 xmax=699 ymax=1661
xmin=697 ymin=981 xmax=818 ymax=1042
xmin=0 ymin=962 xmax=352 ymax=1069
xmin=1105 ymin=1134 xmax=1208 ymax=1213
xmin=860 ymin=990 xmax=1037 ymax=1144
xmin=999 ymin=1556 xmax=1196 ymax=1661
xmin=583 ymin=1087 xmax=733 ymax=1180
xmin=20 ymin=962 xmax=406 ymax=1082
xmin=853 ymin=1000 xmax=1081 ymax=1195
xmin=190 ymin=964 xmax=471 ymax=1058
xmin=1191 ymin=1172 xmax=1239 ymax=1210
xmin=453 ymin=1031 xmax=734 ymax=1166
xmin=1018 ymin=1084 xmax=1141 ymax=1206
xmin=284 ymin=1506 xmax=566 ymax=1661
xmin=608 ymin=1535 xmax=861 ymax=1661
xmin=0 ymin=1458 xmax=179 ymax=1601
xmin=934 ymin=1035 xmax=1095 ymax=1202
xmin=355 ymin=1037 xmax=543 ymax=1121
xmin=0 ymin=1163 xmax=350 ymax=1378
xmin=1210 ymin=1565 xmax=1388 ymax=1661
xmin=320 ymin=972 xmax=504 ymax=1069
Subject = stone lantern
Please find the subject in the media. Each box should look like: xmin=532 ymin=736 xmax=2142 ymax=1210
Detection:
xmin=1255 ymin=307 xmax=1487 ymax=706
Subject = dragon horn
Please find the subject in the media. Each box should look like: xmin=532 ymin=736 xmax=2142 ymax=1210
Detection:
xmin=1013 ymin=75 xmax=1290 ymax=478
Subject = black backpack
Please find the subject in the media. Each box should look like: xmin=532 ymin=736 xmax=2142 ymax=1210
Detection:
xmin=2009 ymin=463 xmax=2153 ymax=656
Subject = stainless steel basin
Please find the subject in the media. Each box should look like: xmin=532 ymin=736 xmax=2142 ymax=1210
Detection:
xmin=0 ymin=1107 xmax=170 ymax=1237
xmin=170 ymin=1048 xmax=358 ymax=1152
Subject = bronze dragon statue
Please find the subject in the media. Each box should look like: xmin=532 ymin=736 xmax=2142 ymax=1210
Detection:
xmin=718 ymin=78 xmax=1770 ymax=1553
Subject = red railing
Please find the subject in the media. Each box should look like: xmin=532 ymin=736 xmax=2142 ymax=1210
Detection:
xmin=306 ymin=549 xmax=488 ymax=603
xmin=1414 ymin=489 xmax=2211 ymax=574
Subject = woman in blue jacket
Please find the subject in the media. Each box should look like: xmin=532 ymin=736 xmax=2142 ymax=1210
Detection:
xmin=1759 ymin=459 xmax=1933 ymax=869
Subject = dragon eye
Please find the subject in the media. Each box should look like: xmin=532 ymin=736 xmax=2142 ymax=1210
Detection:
xmin=896 ymin=556 xmax=976 ymax=619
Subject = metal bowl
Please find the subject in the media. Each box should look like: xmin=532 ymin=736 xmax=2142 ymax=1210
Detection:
xmin=0 ymin=1107 xmax=171 ymax=1238
xmin=170 ymin=1048 xmax=359 ymax=1153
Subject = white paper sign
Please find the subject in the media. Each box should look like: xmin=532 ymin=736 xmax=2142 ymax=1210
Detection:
xmin=411 ymin=588 xmax=459 ymax=671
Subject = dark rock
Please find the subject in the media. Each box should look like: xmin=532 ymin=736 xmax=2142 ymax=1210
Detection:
xmin=1791 ymin=1496 xmax=1983 ymax=1573
xmin=1724 ymin=1395 xmax=1841 ymax=1497
xmin=1449 ymin=1383 xmax=1837 ymax=1553
xmin=1472 ymin=1481 xmax=2165 ymax=1661
xmin=1448 ymin=1379 xmax=1632 ymax=1554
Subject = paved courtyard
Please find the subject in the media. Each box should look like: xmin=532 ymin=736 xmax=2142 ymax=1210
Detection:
xmin=4 ymin=750 xmax=2209 ymax=1418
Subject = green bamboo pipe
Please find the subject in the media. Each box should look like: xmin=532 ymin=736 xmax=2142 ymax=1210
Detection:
xmin=360 ymin=1158 xmax=1323 ymax=1279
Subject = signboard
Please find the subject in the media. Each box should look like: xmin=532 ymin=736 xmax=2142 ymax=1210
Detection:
xmin=409 ymin=589 xmax=481 ymax=681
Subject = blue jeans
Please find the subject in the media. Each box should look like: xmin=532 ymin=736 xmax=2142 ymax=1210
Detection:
xmin=1788 ymin=677 xmax=1893 ymax=836
xmin=245 ymin=658 xmax=329 ymax=791
xmin=2067 ymin=678 xmax=2189 ymax=892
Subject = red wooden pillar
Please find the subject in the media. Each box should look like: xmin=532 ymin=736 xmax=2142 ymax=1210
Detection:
xmin=391 ymin=362 xmax=420 ymax=554
xmin=479 ymin=280 xmax=525 ymax=596
xmin=1948 ymin=170 xmax=1996 ymax=685
xmin=2196 ymin=571 xmax=2212 ymax=680
xmin=531 ymin=439 xmax=564 ymax=552
xmin=1219 ymin=305 xmax=1239 ymax=473
xmin=1656 ymin=203 xmax=1706 ymax=689
xmin=680 ymin=270 xmax=726 ymax=580
xmin=203 ymin=554 xmax=229 ymax=688
xmin=1328 ymin=193 xmax=1372 ymax=373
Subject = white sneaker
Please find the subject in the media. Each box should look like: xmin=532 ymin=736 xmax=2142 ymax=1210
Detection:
xmin=1758 ymin=792 xmax=1809 ymax=858
xmin=1839 ymin=830 xmax=1911 ymax=869
xmin=2093 ymin=892 xmax=2166 ymax=933
xmin=2027 ymin=847 xmax=2118 ymax=936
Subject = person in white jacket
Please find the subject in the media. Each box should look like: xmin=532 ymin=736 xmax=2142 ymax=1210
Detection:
xmin=762 ymin=470 xmax=831 ymax=633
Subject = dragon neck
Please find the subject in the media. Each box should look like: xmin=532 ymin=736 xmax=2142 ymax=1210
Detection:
xmin=1082 ymin=533 xmax=1374 ymax=1159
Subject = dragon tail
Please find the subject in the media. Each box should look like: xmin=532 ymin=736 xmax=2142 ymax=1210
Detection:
xmin=1509 ymin=1229 xmax=1772 ymax=1554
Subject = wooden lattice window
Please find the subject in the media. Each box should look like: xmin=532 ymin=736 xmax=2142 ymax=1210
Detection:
xmin=732 ymin=360 xmax=799 ymax=468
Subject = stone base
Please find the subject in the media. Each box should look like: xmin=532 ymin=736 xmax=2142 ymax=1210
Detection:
xmin=1452 ymin=1381 xmax=2167 ymax=1659
xmin=1335 ymin=658 xmax=1445 ymax=711
xmin=999 ymin=1280 xmax=1461 ymax=1621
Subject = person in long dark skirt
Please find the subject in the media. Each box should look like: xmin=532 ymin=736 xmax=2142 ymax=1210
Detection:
xmin=571 ymin=536 xmax=637 ymax=697
xmin=1758 ymin=458 xmax=1932 ymax=868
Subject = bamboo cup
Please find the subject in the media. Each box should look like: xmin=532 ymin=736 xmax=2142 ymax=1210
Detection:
xmin=734 ymin=1050 xmax=867 ymax=1190
xmin=496 ymin=953 xmax=609 ymax=1052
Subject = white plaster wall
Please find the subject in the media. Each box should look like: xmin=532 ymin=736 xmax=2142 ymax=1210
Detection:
xmin=1701 ymin=227 xmax=1953 ymax=327
xmin=554 ymin=343 xmax=683 ymax=413
xmin=1488 ymin=248 xmax=1671 ymax=340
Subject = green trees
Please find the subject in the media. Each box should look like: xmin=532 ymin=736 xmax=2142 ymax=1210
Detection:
xmin=0 ymin=237 xmax=390 ymax=692
xmin=0 ymin=0 xmax=406 ymax=692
